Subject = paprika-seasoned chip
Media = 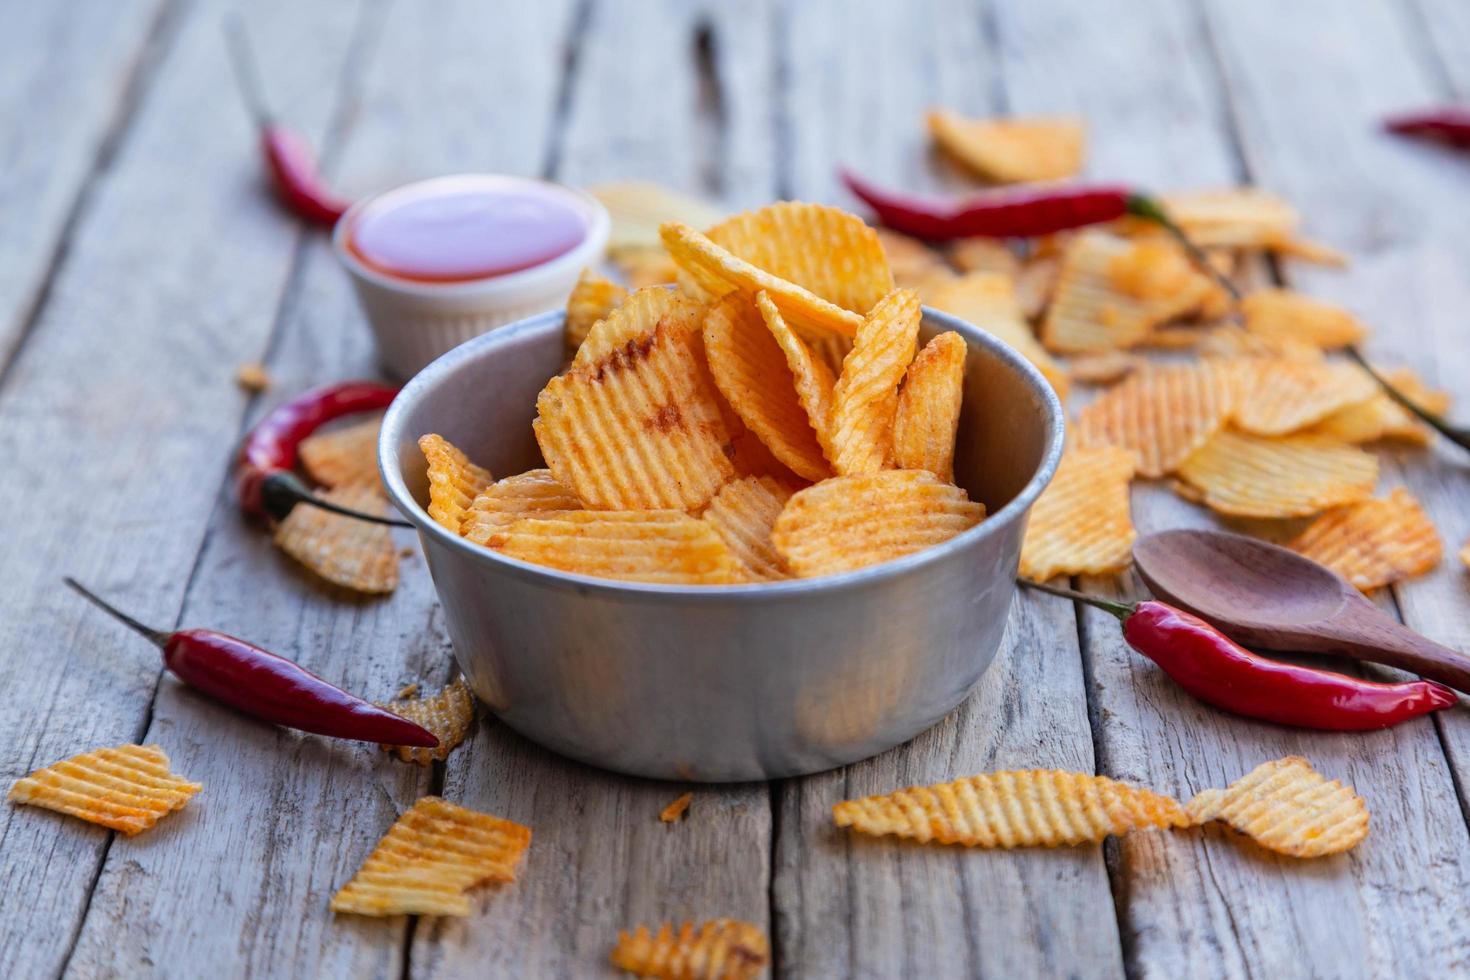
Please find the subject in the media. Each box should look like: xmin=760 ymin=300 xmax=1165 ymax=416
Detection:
xmin=378 ymin=677 xmax=475 ymax=765
xmin=536 ymin=321 xmax=734 ymax=511
xmin=1197 ymin=322 xmax=1324 ymax=363
xmin=834 ymin=769 xmax=1188 ymax=847
xmin=1016 ymin=252 xmax=1062 ymax=321
xmin=274 ymin=483 xmax=398 ymax=594
xmin=589 ymin=180 xmax=724 ymax=254
xmin=1074 ymin=361 xmax=1240 ymax=478
xmin=1241 ymin=288 xmax=1367 ymax=349
xmin=1307 ymin=367 xmax=1449 ymax=445
xmin=611 ymin=920 xmax=769 ymax=980
xmin=1020 ymin=445 xmax=1136 ymax=581
xmin=565 ymin=269 xmax=628 ymax=354
xmin=1233 ymin=361 xmax=1378 ymax=436
xmin=927 ymin=109 xmax=1086 ymax=183
xmin=1068 ymin=350 xmax=1141 ymax=385
xmin=482 ymin=511 xmax=742 ymax=585
xmin=1288 ymin=488 xmax=1441 ymax=591
xmin=331 ymin=796 xmax=531 ymax=916
xmin=462 ymin=469 xmax=583 ymax=545
xmin=1160 ymin=188 xmax=1298 ymax=249
xmin=419 ymin=434 xmax=493 ymax=534
xmin=616 ymin=247 xmax=681 ymax=288
xmin=572 ymin=286 xmax=704 ymax=369
xmin=772 ymin=470 xmax=984 ymax=578
xmin=1105 ymin=239 xmax=1218 ymax=323
xmin=1042 ymin=233 xmax=1191 ymax=353
xmin=924 ymin=272 xmax=1069 ymax=400
xmin=1185 ymin=757 xmax=1368 ymax=858
xmin=756 ymin=291 xmax=836 ymax=447
xmin=7 ymin=743 xmax=201 ymax=836
xmin=299 ymin=415 xmax=383 ymax=489
xmin=875 ymin=227 xmax=952 ymax=289
xmin=892 ymin=331 xmax=967 ymax=481
xmin=659 ymin=792 xmax=694 ymax=824
xmin=949 ymin=237 xmax=1021 ymax=278
xmin=701 ymin=475 xmax=794 ymax=581
xmin=824 ymin=289 xmax=922 ymax=474
xmin=1176 ymin=428 xmax=1378 ymax=518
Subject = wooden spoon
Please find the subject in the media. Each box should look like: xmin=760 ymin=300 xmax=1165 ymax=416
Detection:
xmin=1133 ymin=528 xmax=1470 ymax=694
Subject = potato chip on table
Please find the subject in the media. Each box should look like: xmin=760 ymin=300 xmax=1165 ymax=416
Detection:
xmin=482 ymin=510 xmax=742 ymax=585
xmin=1185 ymin=756 xmax=1368 ymax=858
xmin=949 ymin=236 xmax=1021 ymax=278
xmin=1233 ymin=360 xmax=1378 ymax=436
xmin=1068 ymin=350 xmax=1141 ymax=385
xmin=1020 ymin=445 xmax=1136 ymax=582
xmin=659 ymin=792 xmax=694 ymax=823
xmin=589 ymin=180 xmax=725 ymax=255
xmin=611 ymin=919 xmax=769 ymax=980
xmin=923 ymin=272 xmax=1069 ymax=401
xmin=1289 ymin=488 xmax=1441 ymax=590
xmin=1240 ymin=288 xmax=1367 ymax=349
xmin=378 ymin=677 xmax=475 ymax=764
xmin=1160 ymin=187 xmax=1298 ymax=249
xmin=1105 ymin=238 xmax=1221 ymax=324
xmin=824 ymin=288 xmax=923 ymax=474
xmin=571 ymin=285 xmax=704 ymax=369
xmin=874 ymin=227 xmax=953 ymax=289
xmin=274 ymin=482 xmax=399 ymax=594
xmin=564 ymin=268 xmax=628 ymax=353
xmin=892 ymin=331 xmax=967 ymax=481
xmin=1197 ymin=322 xmax=1324 ymax=363
xmin=419 ymin=434 xmax=494 ymax=534
xmin=1042 ymin=233 xmax=1200 ymax=353
xmin=1074 ymin=361 xmax=1240 ymax=478
xmin=1175 ymin=428 xmax=1378 ymax=518
xmin=1307 ymin=367 xmax=1449 ymax=444
xmin=701 ymin=475 xmax=795 ymax=581
xmin=299 ymin=415 xmax=383 ymax=489
xmin=927 ymin=108 xmax=1086 ymax=183
xmin=8 ymin=743 xmax=201 ymax=836
xmin=462 ymin=469 xmax=582 ymax=545
xmin=1015 ymin=252 xmax=1062 ymax=321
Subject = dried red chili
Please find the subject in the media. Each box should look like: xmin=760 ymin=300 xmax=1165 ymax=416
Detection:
xmin=1384 ymin=108 xmax=1470 ymax=150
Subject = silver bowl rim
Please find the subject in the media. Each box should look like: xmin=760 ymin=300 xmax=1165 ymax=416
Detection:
xmin=379 ymin=303 xmax=1066 ymax=601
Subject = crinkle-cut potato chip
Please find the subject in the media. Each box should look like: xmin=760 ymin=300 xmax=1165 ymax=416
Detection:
xmin=462 ymin=469 xmax=582 ymax=545
xmin=378 ymin=677 xmax=475 ymax=765
xmin=572 ymin=285 xmax=704 ymax=369
xmin=756 ymin=291 xmax=836 ymax=446
xmin=1160 ymin=188 xmax=1298 ymax=248
xmin=1233 ymin=360 xmax=1378 ymax=436
xmin=331 ymin=796 xmax=531 ymax=917
xmin=949 ymin=237 xmax=1020 ymax=278
xmin=824 ymin=289 xmax=922 ymax=475
xmin=589 ymin=180 xmax=725 ymax=254
xmin=701 ymin=476 xmax=794 ymax=581
xmin=834 ymin=769 xmax=1188 ymax=847
xmin=1074 ymin=361 xmax=1240 ymax=478
xmin=1068 ymin=350 xmax=1141 ymax=385
xmin=659 ymin=792 xmax=694 ymax=824
xmin=875 ymin=227 xmax=951 ymax=289
xmin=1197 ymin=323 xmax=1323 ymax=363
xmin=1265 ymin=233 xmax=1350 ymax=268
xmin=1042 ymin=233 xmax=1190 ymax=354
xmin=1241 ymin=288 xmax=1367 ymax=349
xmin=1185 ymin=757 xmax=1368 ymax=858
xmin=482 ymin=510 xmax=742 ymax=585
xmin=1020 ymin=445 xmax=1136 ymax=582
xmin=808 ymin=332 xmax=854 ymax=379
xmin=564 ymin=269 xmax=628 ymax=354
xmin=7 ymin=743 xmax=201 ymax=836
xmin=611 ymin=919 xmax=770 ymax=980
xmin=1307 ymin=368 xmax=1450 ymax=445
xmin=1144 ymin=324 xmax=1206 ymax=350
xmin=772 ymin=470 xmax=984 ymax=578
xmin=420 ymin=434 xmax=493 ymax=534
xmin=615 ymin=247 xmax=681 ymax=288
xmin=927 ymin=109 xmax=1086 ymax=183
xmin=704 ymin=292 xmax=831 ymax=482
xmin=299 ymin=415 xmax=383 ymax=489
xmin=923 ymin=272 xmax=1069 ymax=401
xmin=536 ymin=321 xmax=734 ymax=511
xmin=893 ymin=331 xmax=967 ymax=481
xmin=1176 ymin=428 xmax=1378 ymax=518
xmin=274 ymin=483 xmax=398 ymax=594
xmin=1105 ymin=239 xmax=1217 ymax=322
xmin=1016 ymin=252 xmax=1061 ymax=321
xmin=1288 ymin=488 xmax=1441 ymax=591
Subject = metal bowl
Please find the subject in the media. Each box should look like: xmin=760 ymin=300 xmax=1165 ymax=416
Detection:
xmin=380 ymin=306 xmax=1064 ymax=781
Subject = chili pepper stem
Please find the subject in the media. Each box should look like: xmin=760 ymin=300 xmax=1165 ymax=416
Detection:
xmin=261 ymin=472 xmax=413 ymax=528
xmin=1124 ymin=194 xmax=1242 ymax=304
xmin=1345 ymin=346 xmax=1470 ymax=452
xmin=1018 ymin=579 xmax=1136 ymax=622
xmin=64 ymin=577 xmax=170 ymax=648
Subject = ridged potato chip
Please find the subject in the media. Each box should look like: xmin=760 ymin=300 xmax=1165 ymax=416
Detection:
xmin=482 ymin=510 xmax=742 ymax=585
xmin=701 ymin=476 xmax=794 ymax=581
xmin=611 ymin=920 xmax=769 ymax=980
xmin=589 ymin=180 xmax=724 ymax=254
xmin=1068 ymin=350 xmax=1141 ymax=385
xmin=1105 ymin=239 xmax=1218 ymax=323
xmin=1074 ymin=361 xmax=1240 ymax=478
xmin=1288 ymin=488 xmax=1441 ymax=591
xmin=927 ymin=109 xmax=1086 ymax=183
xmin=7 ymin=743 xmax=201 ymax=836
xmin=924 ymin=272 xmax=1069 ymax=400
xmin=1042 ymin=233 xmax=1194 ymax=353
xmin=330 ymin=796 xmax=531 ymax=916
xmin=572 ymin=286 xmax=704 ymax=369
xmin=1185 ymin=757 xmax=1368 ymax=858
xmin=755 ymin=291 xmax=836 ymax=447
xmin=615 ymin=247 xmax=681 ymax=288
xmin=824 ymin=289 xmax=922 ymax=474
xmin=274 ymin=483 xmax=398 ymax=594
xmin=378 ymin=677 xmax=475 ymax=765
xmin=419 ymin=434 xmax=494 ymax=534
xmin=462 ymin=469 xmax=582 ymax=545
xmin=1016 ymin=252 xmax=1062 ymax=321
xmin=772 ymin=470 xmax=984 ymax=578
xmin=565 ymin=269 xmax=628 ymax=353
xmin=536 ymin=321 xmax=734 ymax=511
xmin=834 ymin=769 xmax=1188 ymax=847
xmin=1176 ymin=428 xmax=1378 ymax=518
xmin=1241 ymin=288 xmax=1366 ymax=349
xmin=1020 ymin=445 xmax=1136 ymax=581
xmin=875 ymin=227 xmax=951 ymax=289
xmin=299 ymin=415 xmax=382 ymax=489
xmin=1197 ymin=322 xmax=1324 ymax=363
xmin=949 ymin=237 xmax=1020 ymax=278
xmin=1307 ymin=367 xmax=1449 ymax=444
xmin=1233 ymin=361 xmax=1378 ymax=436
xmin=659 ymin=792 xmax=693 ymax=824
xmin=1160 ymin=188 xmax=1297 ymax=248
xmin=892 ymin=332 xmax=967 ymax=481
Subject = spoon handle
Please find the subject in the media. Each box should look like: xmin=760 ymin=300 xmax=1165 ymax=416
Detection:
xmin=1323 ymin=600 xmax=1470 ymax=694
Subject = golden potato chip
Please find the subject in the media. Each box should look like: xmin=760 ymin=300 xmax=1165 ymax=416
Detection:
xmin=378 ymin=677 xmax=475 ymax=765
xmin=834 ymin=769 xmax=1188 ymax=847
xmin=701 ymin=476 xmax=794 ymax=581
xmin=1241 ymin=289 xmax=1367 ymax=349
xmin=1015 ymin=252 xmax=1061 ymax=321
xmin=572 ymin=285 xmax=704 ymax=370
xmin=892 ymin=331 xmax=967 ymax=481
xmin=1185 ymin=757 xmax=1368 ymax=858
xmin=927 ymin=109 xmax=1086 ymax=183
xmin=1074 ymin=361 xmax=1241 ymax=478
xmin=1306 ymin=367 xmax=1449 ymax=445
xmin=7 ymin=743 xmax=201 ymax=836
xmin=659 ymin=792 xmax=693 ymax=824
xmin=1020 ymin=445 xmax=1136 ymax=581
xmin=536 ymin=321 xmax=734 ymax=511
xmin=875 ymin=227 xmax=952 ymax=289
xmin=1068 ymin=350 xmax=1141 ymax=385
xmin=949 ymin=237 xmax=1020 ymax=278
xmin=1264 ymin=233 xmax=1349 ymax=268
xmin=611 ymin=920 xmax=769 ymax=980
xmin=1288 ymin=488 xmax=1441 ymax=591
xmin=824 ymin=289 xmax=922 ymax=474
xmin=1197 ymin=322 xmax=1324 ymax=363
xmin=483 ymin=511 xmax=742 ymax=585
xmin=565 ymin=269 xmax=628 ymax=353
xmin=1233 ymin=361 xmax=1378 ymax=436
xmin=331 ymin=796 xmax=531 ymax=917
xmin=772 ymin=470 xmax=984 ymax=578
xmin=299 ymin=415 xmax=383 ymax=489
xmin=274 ymin=483 xmax=398 ymax=594
xmin=1144 ymin=324 xmax=1206 ymax=350
xmin=419 ymin=434 xmax=493 ymax=534
xmin=1176 ymin=428 xmax=1378 ymax=518
xmin=1160 ymin=188 xmax=1298 ymax=249
xmin=1042 ymin=233 xmax=1197 ymax=354
xmin=616 ymin=247 xmax=681 ymax=288
xmin=1461 ymin=537 xmax=1470 ymax=570
xmin=589 ymin=181 xmax=725 ymax=255
xmin=704 ymin=292 xmax=831 ymax=482
xmin=462 ymin=469 xmax=582 ymax=545
xmin=755 ymin=291 xmax=836 ymax=446
xmin=235 ymin=362 xmax=271 ymax=392
xmin=923 ymin=272 xmax=1069 ymax=401
xmin=1105 ymin=239 xmax=1217 ymax=322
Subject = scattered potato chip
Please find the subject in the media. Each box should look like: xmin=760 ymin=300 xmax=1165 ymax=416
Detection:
xmin=1020 ymin=445 xmax=1136 ymax=581
xmin=572 ymin=286 xmax=704 ymax=369
xmin=1288 ymin=488 xmax=1441 ymax=590
xmin=1068 ymin=350 xmax=1141 ymax=385
xmin=7 ymin=743 xmax=201 ymax=836
xmin=1074 ymin=361 xmax=1240 ymax=478
xmin=378 ymin=677 xmax=475 ymax=765
xmin=1176 ymin=428 xmax=1378 ymax=518
xmin=755 ymin=291 xmax=837 ymax=446
xmin=824 ymin=289 xmax=922 ymax=474
xmin=1264 ymin=233 xmax=1350 ymax=268
xmin=1015 ymin=253 xmax=1061 ymax=321
xmin=1185 ymin=757 xmax=1368 ymax=858
xmin=1241 ymin=289 xmax=1367 ymax=349
xmin=892 ymin=332 xmax=967 ymax=481
xmin=1197 ymin=322 xmax=1324 ymax=362
xmin=616 ymin=247 xmax=681 ymax=288
xmin=1160 ymin=188 xmax=1298 ymax=249
xmin=875 ymin=227 xmax=952 ymax=289
xmin=419 ymin=434 xmax=494 ymax=534
xmin=1106 ymin=239 xmax=1217 ymax=323
xmin=1043 ymin=233 xmax=1192 ymax=353
xmin=462 ymin=469 xmax=583 ymax=545
xmin=299 ymin=415 xmax=383 ymax=489
xmin=1233 ymin=361 xmax=1378 ymax=436
xmin=659 ymin=792 xmax=694 ymax=823
xmin=565 ymin=269 xmax=628 ymax=353
xmin=611 ymin=919 xmax=770 ymax=980
xmin=1461 ymin=537 xmax=1470 ymax=570
xmin=330 ymin=796 xmax=531 ymax=917
xmin=834 ymin=769 xmax=1188 ymax=847
xmin=1144 ymin=324 xmax=1205 ymax=350
xmin=949 ymin=237 xmax=1020 ymax=278
xmin=927 ymin=109 xmax=1086 ymax=183
xmin=701 ymin=476 xmax=794 ymax=581
xmin=235 ymin=362 xmax=271 ymax=392
xmin=924 ymin=272 xmax=1069 ymax=400
xmin=483 ymin=510 xmax=741 ymax=584
xmin=1306 ymin=367 xmax=1449 ymax=445
xmin=274 ymin=483 xmax=398 ymax=594
xmin=773 ymin=470 xmax=984 ymax=578
xmin=589 ymin=181 xmax=725 ymax=254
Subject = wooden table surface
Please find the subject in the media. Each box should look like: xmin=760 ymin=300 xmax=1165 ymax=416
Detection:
xmin=4 ymin=0 xmax=1470 ymax=976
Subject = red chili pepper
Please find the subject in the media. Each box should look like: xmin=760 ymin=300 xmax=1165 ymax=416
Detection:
xmin=1384 ymin=108 xmax=1470 ymax=150
xmin=65 ymin=578 xmax=438 ymax=747
xmin=1026 ymin=582 xmax=1455 ymax=731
